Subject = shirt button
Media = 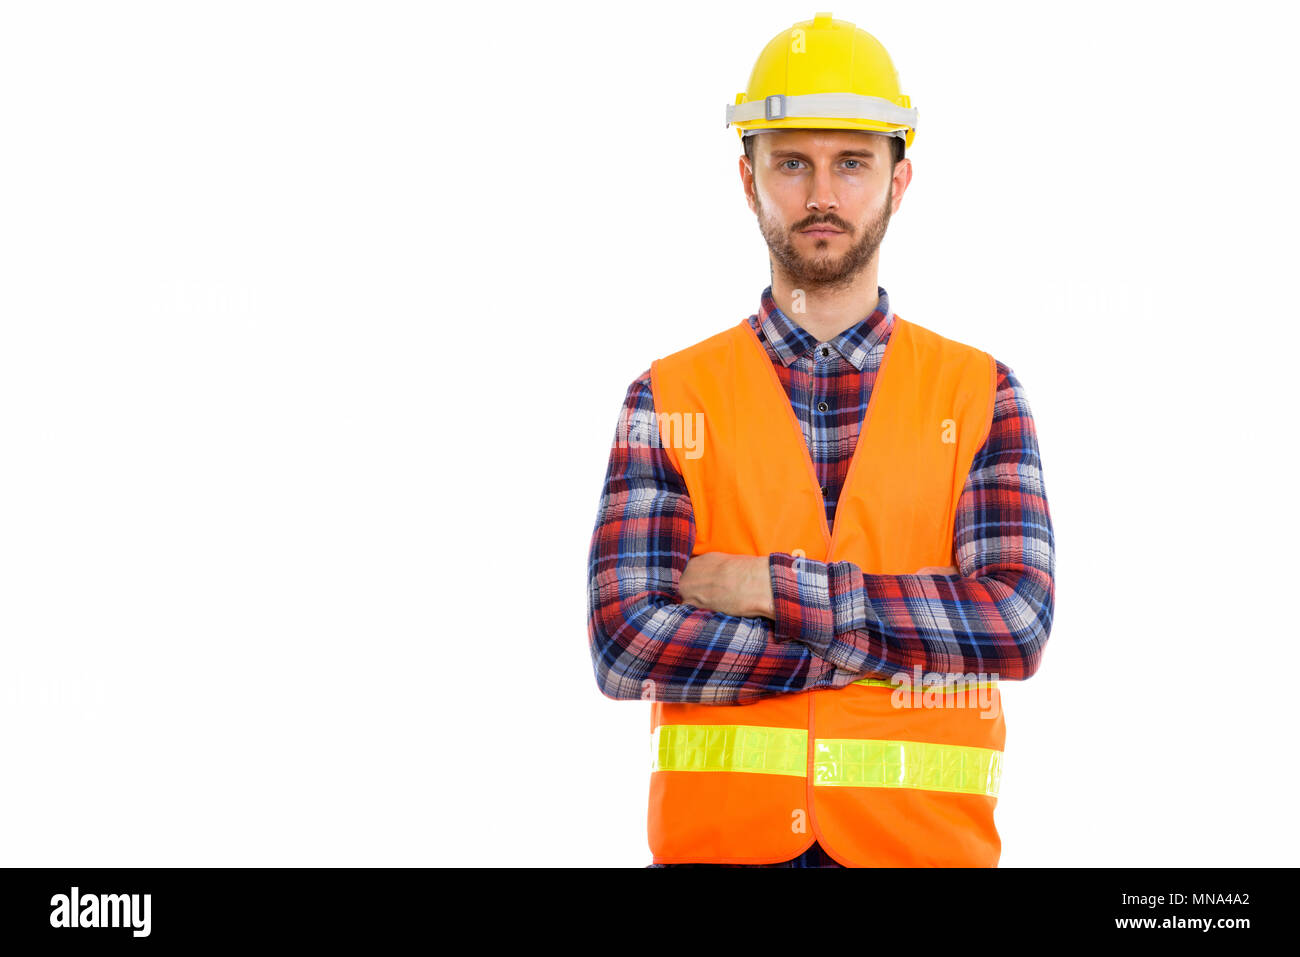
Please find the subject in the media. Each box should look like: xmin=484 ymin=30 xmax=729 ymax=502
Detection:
xmin=821 ymin=346 xmax=830 ymax=357
xmin=817 ymin=401 xmax=829 ymax=412
xmin=820 ymin=485 xmax=828 ymax=497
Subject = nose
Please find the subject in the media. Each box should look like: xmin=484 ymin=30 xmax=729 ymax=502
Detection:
xmin=806 ymin=169 xmax=838 ymax=213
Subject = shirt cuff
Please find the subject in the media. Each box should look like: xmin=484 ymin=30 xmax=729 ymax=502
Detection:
xmin=768 ymin=551 xmax=835 ymax=657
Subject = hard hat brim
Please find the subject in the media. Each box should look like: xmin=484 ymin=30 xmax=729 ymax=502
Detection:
xmin=735 ymin=118 xmax=913 ymax=150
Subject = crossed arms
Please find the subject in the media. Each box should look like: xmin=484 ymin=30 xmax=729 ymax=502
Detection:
xmin=586 ymin=362 xmax=1055 ymax=705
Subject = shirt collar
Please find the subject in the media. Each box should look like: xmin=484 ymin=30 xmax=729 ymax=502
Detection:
xmin=751 ymin=285 xmax=893 ymax=372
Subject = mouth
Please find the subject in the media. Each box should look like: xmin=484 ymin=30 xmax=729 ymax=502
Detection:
xmin=800 ymin=225 xmax=845 ymax=237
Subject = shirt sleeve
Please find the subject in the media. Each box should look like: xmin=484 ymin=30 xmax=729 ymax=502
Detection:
xmin=587 ymin=370 xmax=862 ymax=704
xmin=767 ymin=361 xmax=1055 ymax=680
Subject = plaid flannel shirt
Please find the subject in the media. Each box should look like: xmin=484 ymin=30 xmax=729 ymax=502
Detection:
xmin=587 ymin=285 xmax=1055 ymax=705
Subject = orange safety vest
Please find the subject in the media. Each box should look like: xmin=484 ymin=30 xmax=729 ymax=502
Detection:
xmin=647 ymin=312 xmax=1003 ymax=866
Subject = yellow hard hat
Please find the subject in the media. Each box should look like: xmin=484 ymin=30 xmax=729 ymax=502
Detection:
xmin=726 ymin=12 xmax=917 ymax=150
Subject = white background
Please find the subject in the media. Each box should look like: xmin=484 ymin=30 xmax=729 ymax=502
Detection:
xmin=1 ymin=0 xmax=1297 ymax=866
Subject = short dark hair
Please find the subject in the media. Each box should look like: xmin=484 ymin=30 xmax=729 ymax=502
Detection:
xmin=743 ymin=131 xmax=905 ymax=169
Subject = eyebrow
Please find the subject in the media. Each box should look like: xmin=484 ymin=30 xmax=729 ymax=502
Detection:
xmin=769 ymin=148 xmax=876 ymax=160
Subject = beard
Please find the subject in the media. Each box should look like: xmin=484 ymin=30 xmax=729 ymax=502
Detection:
xmin=755 ymin=182 xmax=893 ymax=291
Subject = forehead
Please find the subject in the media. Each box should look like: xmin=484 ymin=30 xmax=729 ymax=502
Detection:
xmin=752 ymin=129 xmax=888 ymax=156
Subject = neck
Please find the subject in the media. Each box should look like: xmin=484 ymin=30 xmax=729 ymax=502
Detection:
xmin=769 ymin=262 xmax=882 ymax=342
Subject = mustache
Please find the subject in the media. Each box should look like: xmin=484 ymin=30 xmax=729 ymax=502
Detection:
xmin=793 ymin=215 xmax=852 ymax=232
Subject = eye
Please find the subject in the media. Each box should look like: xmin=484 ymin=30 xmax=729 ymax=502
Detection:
xmin=782 ymin=159 xmax=804 ymax=171
xmin=843 ymin=159 xmax=861 ymax=170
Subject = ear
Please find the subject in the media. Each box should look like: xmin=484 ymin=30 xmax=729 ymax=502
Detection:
xmin=739 ymin=154 xmax=757 ymax=214
xmin=890 ymin=157 xmax=913 ymax=214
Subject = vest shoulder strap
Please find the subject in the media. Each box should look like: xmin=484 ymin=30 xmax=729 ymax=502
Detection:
xmin=648 ymin=320 xmax=751 ymax=478
xmin=890 ymin=315 xmax=998 ymax=454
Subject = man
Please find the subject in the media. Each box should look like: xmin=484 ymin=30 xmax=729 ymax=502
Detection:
xmin=586 ymin=13 xmax=1055 ymax=867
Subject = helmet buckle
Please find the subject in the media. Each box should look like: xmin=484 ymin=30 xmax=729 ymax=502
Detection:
xmin=764 ymin=94 xmax=786 ymax=121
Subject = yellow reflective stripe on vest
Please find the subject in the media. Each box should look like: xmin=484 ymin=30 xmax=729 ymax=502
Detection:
xmin=813 ymin=738 xmax=1002 ymax=796
xmin=852 ymin=677 xmax=999 ymax=691
xmin=652 ymin=725 xmax=1003 ymax=796
xmin=651 ymin=724 xmax=808 ymax=776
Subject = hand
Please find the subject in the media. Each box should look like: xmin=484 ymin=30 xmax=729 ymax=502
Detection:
xmin=679 ymin=552 xmax=775 ymax=619
xmin=914 ymin=564 xmax=959 ymax=575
